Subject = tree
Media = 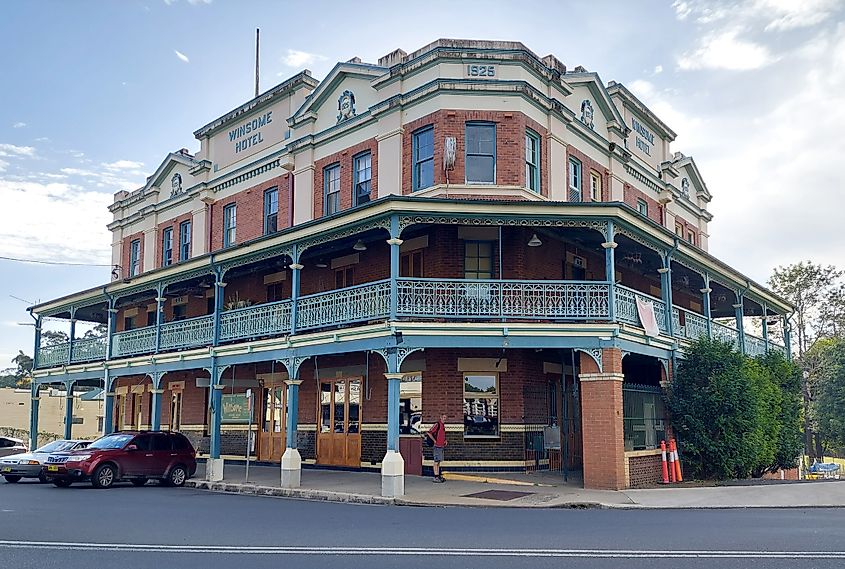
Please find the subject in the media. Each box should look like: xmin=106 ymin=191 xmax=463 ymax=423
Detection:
xmin=811 ymin=337 xmax=845 ymax=454
xmin=41 ymin=330 xmax=69 ymax=346
xmin=81 ymin=323 xmax=108 ymax=339
xmin=11 ymin=351 xmax=32 ymax=388
xmin=768 ymin=262 xmax=843 ymax=357
xmin=758 ymin=351 xmax=803 ymax=470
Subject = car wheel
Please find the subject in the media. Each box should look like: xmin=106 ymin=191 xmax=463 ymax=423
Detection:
xmin=130 ymin=479 xmax=147 ymax=487
xmin=3 ymin=475 xmax=21 ymax=483
xmin=38 ymin=472 xmax=48 ymax=484
xmin=52 ymin=479 xmax=72 ymax=488
xmin=166 ymin=465 xmax=187 ymax=487
xmin=92 ymin=464 xmax=116 ymax=489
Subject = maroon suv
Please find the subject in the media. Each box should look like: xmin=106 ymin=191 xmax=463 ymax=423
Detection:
xmin=43 ymin=431 xmax=197 ymax=489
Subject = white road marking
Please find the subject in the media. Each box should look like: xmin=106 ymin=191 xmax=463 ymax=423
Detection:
xmin=0 ymin=541 xmax=844 ymax=558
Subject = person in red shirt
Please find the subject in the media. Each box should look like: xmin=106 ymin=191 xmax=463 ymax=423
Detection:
xmin=426 ymin=413 xmax=448 ymax=483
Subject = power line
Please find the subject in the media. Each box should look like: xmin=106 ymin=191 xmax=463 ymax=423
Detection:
xmin=0 ymin=255 xmax=112 ymax=267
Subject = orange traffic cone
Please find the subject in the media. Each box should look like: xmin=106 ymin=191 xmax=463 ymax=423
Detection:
xmin=671 ymin=438 xmax=683 ymax=482
xmin=668 ymin=440 xmax=677 ymax=483
xmin=660 ymin=440 xmax=670 ymax=484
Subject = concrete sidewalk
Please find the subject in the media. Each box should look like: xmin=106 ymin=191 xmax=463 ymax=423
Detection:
xmin=185 ymin=462 xmax=845 ymax=509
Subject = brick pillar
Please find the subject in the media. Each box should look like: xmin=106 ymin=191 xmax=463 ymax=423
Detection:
xmin=580 ymin=348 xmax=625 ymax=490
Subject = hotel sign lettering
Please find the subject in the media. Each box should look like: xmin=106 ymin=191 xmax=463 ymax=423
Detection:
xmin=228 ymin=111 xmax=273 ymax=155
xmin=631 ymin=116 xmax=655 ymax=157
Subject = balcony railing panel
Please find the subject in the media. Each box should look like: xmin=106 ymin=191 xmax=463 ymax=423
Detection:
xmin=712 ymin=320 xmax=740 ymax=349
xmin=396 ymin=279 xmax=610 ymax=320
xmin=615 ymin=286 xmax=668 ymax=333
xmin=113 ymin=326 xmax=157 ymax=358
xmin=674 ymin=307 xmax=709 ymax=342
xmin=297 ymin=280 xmax=390 ymax=331
xmin=744 ymin=334 xmax=768 ymax=357
xmin=160 ymin=315 xmax=214 ymax=351
xmin=220 ymin=300 xmax=292 ymax=342
xmin=37 ymin=343 xmax=69 ymax=368
xmin=70 ymin=336 xmax=107 ymax=363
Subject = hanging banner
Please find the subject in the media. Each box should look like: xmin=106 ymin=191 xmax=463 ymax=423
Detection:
xmin=636 ymin=297 xmax=661 ymax=338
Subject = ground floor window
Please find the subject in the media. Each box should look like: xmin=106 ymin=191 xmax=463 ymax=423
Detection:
xmin=463 ymin=373 xmax=499 ymax=437
xmin=622 ymin=383 xmax=667 ymax=450
xmin=399 ymin=372 xmax=422 ymax=434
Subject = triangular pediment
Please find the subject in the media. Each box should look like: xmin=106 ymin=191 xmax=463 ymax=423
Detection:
xmin=290 ymin=61 xmax=386 ymax=130
xmin=673 ymin=153 xmax=711 ymax=202
xmin=563 ymin=72 xmax=626 ymax=137
xmin=144 ymin=152 xmax=197 ymax=198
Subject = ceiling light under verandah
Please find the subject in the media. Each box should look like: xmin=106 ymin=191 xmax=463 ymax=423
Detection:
xmin=527 ymin=233 xmax=542 ymax=247
xmin=353 ymin=239 xmax=367 ymax=251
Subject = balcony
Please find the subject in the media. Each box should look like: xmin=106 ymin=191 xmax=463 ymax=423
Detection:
xmin=35 ymin=279 xmax=781 ymax=368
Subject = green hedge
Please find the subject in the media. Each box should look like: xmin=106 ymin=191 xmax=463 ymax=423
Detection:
xmin=667 ymin=338 xmax=802 ymax=480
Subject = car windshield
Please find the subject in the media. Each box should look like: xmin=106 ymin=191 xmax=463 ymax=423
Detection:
xmin=35 ymin=440 xmax=77 ymax=453
xmin=87 ymin=434 xmax=133 ymax=450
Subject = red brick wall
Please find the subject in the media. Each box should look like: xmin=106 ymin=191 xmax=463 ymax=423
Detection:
xmin=313 ymin=139 xmax=378 ymax=219
xmin=673 ymin=216 xmax=699 ymax=247
xmin=210 ymin=174 xmax=291 ymax=251
xmin=120 ymin=231 xmax=144 ymax=279
xmin=401 ymin=110 xmax=549 ymax=196
xmin=580 ymin=348 xmax=626 ymax=490
xmin=623 ymin=183 xmax=663 ymax=225
xmin=628 ymin=453 xmax=663 ymax=488
xmin=567 ymin=146 xmax=609 ymax=202
xmin=154 ymin=212 xmax=193 ymax=268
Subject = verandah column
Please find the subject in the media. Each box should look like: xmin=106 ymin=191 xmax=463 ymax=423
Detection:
xmin=387 ymin=215 xmax=402 ymax=321
xmin=29 ymin=382 xmax=40 ymax=450
xmin=150 ymin=371 xmax=165 ymax=431
xmin=658 ymin=254 xmax=674 ymax=337
xmin=381 ymin=348 xmax=404 ymax=498
xmin=701 ymin=273 xmax=712 ymax=338
xmin=102 ymin=369 xmax=114 ymax=436
xmin=602 ymin=220 xmax=617 ymax=322
xmin=63 ymin=381 xmax=75 ymax=440
xmin=289 ymin=244 xmax=302 ymax=336
xmin=579 ymin=348 xmax=626 ymax=490
xmin=734 ymin=292 xmax=746 ymax=355
xmin=281 ymin=359 xmax=302 ymax=488
xmin=205 ymin=359 xmax=226 ymax=481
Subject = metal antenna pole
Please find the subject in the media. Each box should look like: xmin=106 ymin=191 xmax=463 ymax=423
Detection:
xmin=254 ymin=28 xmax=260 ymax=98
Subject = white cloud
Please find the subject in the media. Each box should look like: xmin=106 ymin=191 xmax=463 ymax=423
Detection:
xmin=653 ymin=65 xmax=663 ymax=74
xmin=677 ymin=29 xmax=775 ymax=71
xmin=102 ymin=159 xmax=144 ymax=171
xmin=0 ymin=143 xmax=36 ymax=158
xmin=34 ymin=137 xmax=50 ymax=142
xmin=174 ymin=49 xmax=190 ymax=63
xmin=187 ymin=0 xmax=213 ymax=4
xmin=672 ymin=0 xmax=841 ymax=31
xmin=12 ymin=122 xmax=26 ymax=129
xmin=0 ymin=159 xmax=8 ymax=173
xmin=281 ymin=49 xmax=327 ymax=68
xmin=0 ymin=180 xmax=112 ymax=264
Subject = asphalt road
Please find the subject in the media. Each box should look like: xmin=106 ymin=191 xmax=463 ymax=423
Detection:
xmin=2 ymin=478 xmax=844 ymax=569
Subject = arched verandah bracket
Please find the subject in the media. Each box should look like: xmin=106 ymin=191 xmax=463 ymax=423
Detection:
xmin=276 ymin=355 xmax=310 ymax=380
xmin=574 ymin=348 xmax=602 ymax=373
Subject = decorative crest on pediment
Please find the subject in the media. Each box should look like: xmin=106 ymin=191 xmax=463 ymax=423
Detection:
xmin=580 ymin=99 xmax=594 ymax=130
xmin=337 ymin=90 xmax=356 ymax=123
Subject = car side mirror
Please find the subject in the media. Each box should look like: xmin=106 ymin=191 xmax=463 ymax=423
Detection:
xmin=126 ymin=444 xmax=138 ymax=451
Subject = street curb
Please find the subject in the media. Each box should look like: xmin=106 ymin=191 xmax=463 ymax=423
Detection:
xmin=186 ymin=480 xmax=396 ymax=506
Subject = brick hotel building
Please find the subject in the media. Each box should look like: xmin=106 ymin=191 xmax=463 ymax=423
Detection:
xmin=28 ymin=40 xmax=792 ymax=494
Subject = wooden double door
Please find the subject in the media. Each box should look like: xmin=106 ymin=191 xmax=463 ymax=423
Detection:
xmin=257 ymin=384 xmax=286 ymax=462
xmin=317 ymin=378 xmax=362 ymax=467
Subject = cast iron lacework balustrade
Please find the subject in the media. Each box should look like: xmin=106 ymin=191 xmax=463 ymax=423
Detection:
xmin=159 ymin=315 xmax=214 ymax=350
xmin=219 ymin=300 xmax=291 ymax=342
xmin=744 ymin=334 xmax=768 ymax=357
xmin=614 ymin=285 xmax=668 ymax=333
xmin=113 ymin=326 xmax=157 ymax=357
xmin=70 ymin=336 xmax=107 ymax=363
xmin=37 ymin=343 xmax=70 ymax=368
xmin=711 ymin=320 xmax=740 ymax=349
xmin=396 ymin=279 xmax=610 ymax=319
xmin=296 ymin=279 xmax=390 ymax=331
xmin=673 ymin=307 xmax=709 ymax=341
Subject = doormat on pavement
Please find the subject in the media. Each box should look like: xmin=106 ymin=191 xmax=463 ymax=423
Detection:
xmin=462 ymin=490 xmax=535 ymax=501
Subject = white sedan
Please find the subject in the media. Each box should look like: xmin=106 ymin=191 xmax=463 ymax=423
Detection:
xmin=1 ymin=440 xmax=90 ymax=483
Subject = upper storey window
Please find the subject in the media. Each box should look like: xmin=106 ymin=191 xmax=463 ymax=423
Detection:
xmin=162 ymin=227 xmax=174 ymax=267
xmin=590 ymin=171 xmax=602 ymax=201
xmin=354 ymin=152 xmax=372 ymax=206
xmin=129 ymin=239 xmax=141 ymax=277
xmin=412 ymin=126 xmax=434 ymax=191
xmin=179 ymin=220 xmax=191 ymax=262
xmin=466 ymin=122 xmax=496 ymax=184
xmin=637 ymin=199 xmax=649 ymax=217
xmin=223 ymin=204 xmax=237 ymax=247
xmin=264 ymin=187 xmax=279 ymax=235
xmin=568 ymin=158 xmax=582 ymax=202
xmin=324 ymin=163 xmax=341 ymax=215
xmin=525 ymin=130 xmax=540 ymax=192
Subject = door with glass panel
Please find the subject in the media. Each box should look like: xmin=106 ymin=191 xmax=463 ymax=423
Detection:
xmin=316 ymin=378 xmax=362 ymax=467
xmin=257 ymin=385 xmax=286 ymax=462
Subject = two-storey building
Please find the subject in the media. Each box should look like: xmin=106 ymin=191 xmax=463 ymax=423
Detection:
xmin=28 ymin=39 xmax=792 ymax=494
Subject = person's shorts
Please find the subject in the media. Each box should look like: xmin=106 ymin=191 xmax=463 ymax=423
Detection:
xmin=433 ymin=446 xmax=444 ymax=463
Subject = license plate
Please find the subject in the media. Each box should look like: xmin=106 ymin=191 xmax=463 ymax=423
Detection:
xmin=1 ymin=467 xmax=10 ymax=473
xmin=48 ymin=465 xmax=59 ymax=472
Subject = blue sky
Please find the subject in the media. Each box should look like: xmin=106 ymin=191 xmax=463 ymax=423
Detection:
xmin=0 ymin=0 xmax=843 ymax=365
